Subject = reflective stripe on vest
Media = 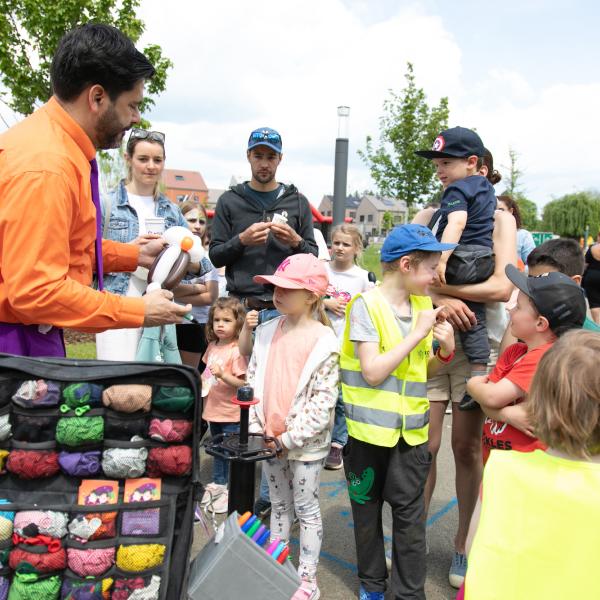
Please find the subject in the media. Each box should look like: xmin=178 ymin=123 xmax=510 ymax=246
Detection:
xmin=340 ymin=287 xmax=432 ymax=448
xmin=340 ymin=369 xmax=428 ymax=398
xmin=344 ymin=402 xmax=430 ymax=430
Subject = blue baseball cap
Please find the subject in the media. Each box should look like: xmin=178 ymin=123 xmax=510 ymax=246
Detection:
xmin=415 ymin=126 xmax=484 ymax=159
xmin=247 ymin=127 xmax=282 ymax=154
xmin=380 ymin=224 xmax=457 ymax=262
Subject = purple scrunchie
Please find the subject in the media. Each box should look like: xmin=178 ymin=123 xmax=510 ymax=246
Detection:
xmin=58 ymin=451 xmax=102 ymax=477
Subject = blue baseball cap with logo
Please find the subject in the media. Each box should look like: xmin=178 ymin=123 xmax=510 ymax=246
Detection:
xmin=247 ymin=127 xmax=282 ymax=154
xmin=380 ymin=224 xmax=457 ymax=262
xmin=415 ymin=126 xmax=484 ymax=159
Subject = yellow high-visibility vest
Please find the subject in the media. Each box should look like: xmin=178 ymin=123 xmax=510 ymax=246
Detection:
xmin=466 ymin=449 xmax=600 ymax=599
xmin=340 ymin=287 xmax=432 ymax=447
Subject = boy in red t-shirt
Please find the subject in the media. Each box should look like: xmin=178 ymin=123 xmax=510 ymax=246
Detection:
xmin=466 ymin=265 xmax=586 ymax=464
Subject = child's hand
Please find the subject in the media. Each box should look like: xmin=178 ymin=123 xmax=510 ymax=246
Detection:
xmin=324 ymin=297 xmax=347 ymax=317
xmin=244 ymin=310 xmax=259 ymax=330
xmin=209 ymin=362 xmax=223 ymax=378
xmin=415 ymin=306 xmax=445 ymax=338
xmin=433 ymin=320 xmax=455 ymax=356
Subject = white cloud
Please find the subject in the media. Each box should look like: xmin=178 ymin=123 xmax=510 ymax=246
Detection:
xmin=452 ymin=78 xmax=600 ymax=209
xmin=140 ymin=0 xmax=462 ymax=203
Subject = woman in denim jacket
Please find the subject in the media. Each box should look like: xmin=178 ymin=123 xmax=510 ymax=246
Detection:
xmin=96 ymin=129 xmax=193 ymax=360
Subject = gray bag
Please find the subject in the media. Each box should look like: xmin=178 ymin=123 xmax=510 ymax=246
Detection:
xmin=445 ymin=244 xmax=495 ymax=285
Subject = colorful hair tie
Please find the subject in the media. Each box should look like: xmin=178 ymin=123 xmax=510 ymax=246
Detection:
xmin=12 ymin=379 xmax=60 ymax=408
xmin=55 ymin=416 xmax=104 ymax=447
xmin=60 ymin=576 xmax=112 ymax=600
xmin=58 ymin=450 xmax=102 ymax=477
xmin=8 ymin=571 xmax=61 ymax=599
xmin=0 ymin=414 xmax=10 ymax=442
xmin=146 ymin=446 xmax=192 ymax=477
xmin=67 ymin=547 xmax=115 ymax=577
xmin=9 ymin=546 xmax=67 ymax=572
xmin=112 ymin=575 xmax=161 ymax=600
xmin=68 ymin=511 xmax=116 ymax=542
xmin=7 ymin=450 xmax=60 ymax=479
xmin=152 ymin=386 xmax=194 ymax=412
xmin=102 ymin=447 xmax=148 ymax=479
xmin=102 ymin=385 xmax=152 ymax=413
xmin=116 ymin=544 xmax=165 ymax=572
xmin=14 ymin=510 xmax=68 ymax=539
xmin=148 ymin=418 xmax=192 ymax=442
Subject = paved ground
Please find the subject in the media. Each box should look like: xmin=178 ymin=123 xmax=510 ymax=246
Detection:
xmin=192 ymin=414 xmax=458 ymax=599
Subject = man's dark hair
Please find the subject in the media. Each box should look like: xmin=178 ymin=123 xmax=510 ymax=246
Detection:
xmin=51 ymin=23 xmax=155 ymax=102
xmin=527 ymin=238 xmax=585 ymax=277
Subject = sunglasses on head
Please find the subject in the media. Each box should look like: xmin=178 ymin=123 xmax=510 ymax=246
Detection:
xmin=249 ymin=131 xmax=281 ymax=144
xmin=128 ymin=129 xmax=166 ymax=145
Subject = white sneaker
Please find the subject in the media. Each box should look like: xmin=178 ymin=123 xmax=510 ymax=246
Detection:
xmin=208 ymin=489 xmax=229 ymax=514
xmin=200 ymin=482 xmax=226 ymax=506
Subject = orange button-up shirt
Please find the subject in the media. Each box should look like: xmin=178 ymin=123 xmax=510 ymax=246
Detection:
xmin=0 ymin=97 xmax=145 ymax=332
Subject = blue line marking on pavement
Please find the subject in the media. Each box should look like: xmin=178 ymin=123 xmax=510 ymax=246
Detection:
xmin=426 ymin=497 xmax=458 ymax=527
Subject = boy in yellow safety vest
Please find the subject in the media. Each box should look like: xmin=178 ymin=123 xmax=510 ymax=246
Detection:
xmin=341 ymin=224 xmax=457 ymax=600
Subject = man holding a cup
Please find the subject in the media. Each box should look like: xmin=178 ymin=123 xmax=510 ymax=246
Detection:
xmin=209 ymin=127 xmax=318 ymax=315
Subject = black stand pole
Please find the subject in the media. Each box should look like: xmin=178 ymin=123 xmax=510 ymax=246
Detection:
xmin=204 ymin=386 xmax=278 ymax=516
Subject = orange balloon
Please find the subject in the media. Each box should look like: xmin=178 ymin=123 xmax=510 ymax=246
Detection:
xmin=180 ymin=236 xmax=194 ymax=252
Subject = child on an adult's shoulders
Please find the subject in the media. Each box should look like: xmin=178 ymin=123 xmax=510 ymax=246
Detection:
xmin=416 ymin=127 xmax=497 ymax=410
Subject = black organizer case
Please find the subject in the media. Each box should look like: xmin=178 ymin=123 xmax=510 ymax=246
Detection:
xmin=0 ymin=353 xmax=202 ymax=600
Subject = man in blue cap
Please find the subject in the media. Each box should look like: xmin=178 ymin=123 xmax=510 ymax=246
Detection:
xmin=210 ymin=127 xmax=318 ymax=312
xmin=209 ymin=127 xmax=318 ymax=518
xmin=340 ymin=224 xmax=456 ymax=600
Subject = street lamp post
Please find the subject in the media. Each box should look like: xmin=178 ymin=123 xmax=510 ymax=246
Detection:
xmin=333 ymin=106 xmax=350 ymax=227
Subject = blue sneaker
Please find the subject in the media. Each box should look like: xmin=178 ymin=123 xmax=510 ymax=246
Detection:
xmin=449 ymin=551 xmax=467 ymax=588
xmin=359 ymin=585 xmax=384 ymax=600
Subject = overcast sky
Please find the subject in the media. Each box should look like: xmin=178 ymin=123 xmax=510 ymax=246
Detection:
xmin=3 ymin=0 xmax=597 ymax=212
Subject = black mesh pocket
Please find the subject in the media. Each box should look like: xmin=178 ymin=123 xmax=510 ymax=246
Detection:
xmin=104 ymin=411 xmax=148 ymax=441
xmin=11 ymin=411 xmax=58 ymax=443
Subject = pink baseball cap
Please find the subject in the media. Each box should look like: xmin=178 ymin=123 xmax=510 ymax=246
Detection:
xmin=253 ymin=254 xmax=330 ymax=296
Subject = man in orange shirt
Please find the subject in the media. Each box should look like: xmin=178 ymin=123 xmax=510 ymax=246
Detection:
xmin=0 ymin=23 xmax=190 ymax=357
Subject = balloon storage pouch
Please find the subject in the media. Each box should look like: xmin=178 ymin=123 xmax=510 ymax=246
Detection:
xmin=0 ymin=354 xmax=200 ymax=600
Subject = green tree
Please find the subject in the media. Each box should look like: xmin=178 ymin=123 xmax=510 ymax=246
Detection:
xmin=503 ymin=147 xmax=524 ymax=197
xmin=516 ymin=197 xmax=539 ymax=231
xmin=359 ymin=62 xmax=449 ymax=207
xmin=0 ymin=0 xmax=172 ymax=116
xmin=382 ymin=211 xmax=394 ymax=233
xmin=500 ymin=146 xmax=539 ymax=230
xmin=542 ymin=191 xmax=600 ymax=238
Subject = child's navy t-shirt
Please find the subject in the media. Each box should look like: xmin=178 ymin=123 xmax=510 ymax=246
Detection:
xmin=434 ymin=175 xmax=496 ymax=248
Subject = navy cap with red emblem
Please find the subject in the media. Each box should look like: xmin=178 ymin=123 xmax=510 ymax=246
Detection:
xmin=415 ymin=126 xmax=485 ymax=159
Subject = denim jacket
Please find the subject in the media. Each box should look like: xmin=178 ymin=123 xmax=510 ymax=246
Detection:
xmin=101 ymin=180 xmax=189 ymax=295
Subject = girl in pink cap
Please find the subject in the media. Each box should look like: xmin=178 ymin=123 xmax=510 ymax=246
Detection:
xmin=248 ymin=253 xmax=339 ymax=600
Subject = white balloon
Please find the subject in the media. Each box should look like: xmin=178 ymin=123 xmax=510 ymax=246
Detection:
xmin=163 ymin=226 xmax=191 ymax=246
xmin=149 ymin=245 xmax=181 ymax=288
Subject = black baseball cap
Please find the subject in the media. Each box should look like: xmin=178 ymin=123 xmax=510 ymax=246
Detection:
xmin=505 ymin=264 xmax=586 ymax=331
xmin=415 ymin=126 xmax=485 ymax=159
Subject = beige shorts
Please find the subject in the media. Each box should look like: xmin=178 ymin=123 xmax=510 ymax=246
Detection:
xmin=428 ymin=335 xmax=500 ymax=403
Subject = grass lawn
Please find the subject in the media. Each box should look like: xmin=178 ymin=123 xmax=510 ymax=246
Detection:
xmin=359 ymin=243 xmax=382 ymax=281
xmin=66 ymin=342 xmax=96 ymax=360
